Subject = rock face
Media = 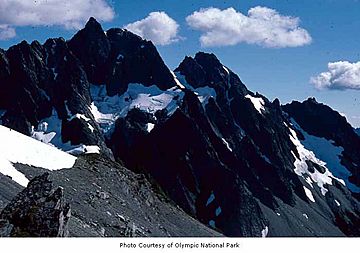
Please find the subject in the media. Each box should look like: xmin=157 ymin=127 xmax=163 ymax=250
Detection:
xmin=0 ymin=17 xmax=360 ymax=237
xmin=283 ymin=98 xmax=360 ymax=195
xmin=2 ymin=156 xmax=222 ymax=237
xmin=356 ymin=128 xmax=360 ymax=136
xmin=0 ymin=173 xmax=70 ymax=237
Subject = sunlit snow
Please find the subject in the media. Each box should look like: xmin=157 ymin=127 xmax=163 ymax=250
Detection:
xmin=290 ymin=119 xmax=360 ymax=193
xmin=222 ymin=65 xmax=230 ymax=75
xmin=146 ymin=123 xmax=155 ymax=133
xmin=171 ymin=71 xmax=185 ymax=89
xmin=261 ymin=226 xmax=269 ymax=237
xmin=90 ymin=83 xmax=183 ymax=134
xmin=174 ymin=71 xmax=217 ymax=106
xmin=222 ymin=138 xmax=232 ymax=152
xmin=288 ymin=122 xmax=345 ymax=195
xmin=303 ymin=186 xmax=315 ymax=202
xmin=67 ymin=145 xmax=100 ymax=155
xmin=0 ymin=125 xmax=76 ymax=187
xmin=245 ymin=94 xmax=265 ymax=114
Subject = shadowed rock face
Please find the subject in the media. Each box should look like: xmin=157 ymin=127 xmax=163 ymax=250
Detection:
xmin=0 ymin=173 xmax=70 ymax=237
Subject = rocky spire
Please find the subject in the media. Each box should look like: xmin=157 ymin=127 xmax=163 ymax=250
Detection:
xmin=0 ymin=173 xmax=71 ymax=237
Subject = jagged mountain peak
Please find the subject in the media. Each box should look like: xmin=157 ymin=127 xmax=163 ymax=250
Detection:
xmin=85 ymin=17 xmax=102 ymax=29
xmin=175 ymin=51 xmax=248 ymax=96
xmin=68 ymin=17 xmax=110 ymax=84
xmin=305 ymin=96 xmax=319 ymax=104
xmin=72 ymin=16 xmax=106 ymax=38
xmin=194 ymin=51 xmax=223 ymax=69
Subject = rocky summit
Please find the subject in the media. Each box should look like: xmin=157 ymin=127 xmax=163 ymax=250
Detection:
xmin=0 ymin=18 xmax=359 ymax=237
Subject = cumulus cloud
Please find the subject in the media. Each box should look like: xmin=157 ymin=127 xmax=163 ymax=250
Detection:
xmin=310 ymin=61 xmax=360 ymax=90
xmin=186 ymin=6 xmax=312 ymax=48
xmin=0 ymin=0 xmax=115 ymax=40
xmin=124 ymin=11 xmax=180 ymax=46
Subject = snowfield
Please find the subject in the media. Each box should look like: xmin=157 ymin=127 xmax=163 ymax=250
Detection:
xmin=245 ymin=94 xmax=265 ymax=114
xmin=90 ymin=83 xmax=184 ymax=134
xmin=290 ymin=119 xmax=360 ymax=193
xmin=0 ymin=125 xmax=77 ymax=187
xmin=288 ymin=122 xmax=344 ymax=196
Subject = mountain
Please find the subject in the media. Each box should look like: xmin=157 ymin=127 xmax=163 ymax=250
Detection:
xmin=0 ymin=125 xmax=220 ymax=237
xmin=0 ymin=17 xmax=359 ymax=237
xmin=356 ymin=128 xmax=360 ymax=137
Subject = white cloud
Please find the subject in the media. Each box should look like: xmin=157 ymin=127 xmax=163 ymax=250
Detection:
xmin=0 ymin=24 xmax=16 ymax=40
xmin=0 ymin=0 xmax=114 ymax=40
xmin=124 ymin=11 xmax=180 ymax=46
xmin=186 ymin=6 xmax=312 ymax=48
xmin=310 ymin=61 xmax=360 ymax=90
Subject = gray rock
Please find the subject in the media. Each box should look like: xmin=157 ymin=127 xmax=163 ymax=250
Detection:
xmin=0 ymin=173 xmax=71 ymax=237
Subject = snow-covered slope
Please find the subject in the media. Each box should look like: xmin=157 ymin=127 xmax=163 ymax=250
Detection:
xmin=90 ymin=83 xmax=184 ymax=134
xmin=290 ymin=119 xmax=359 ymax=193
xmin=0 ymin=125 xmax=77 ymax=187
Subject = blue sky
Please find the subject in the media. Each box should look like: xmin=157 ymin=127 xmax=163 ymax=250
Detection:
xmin=1 ymin=0 xmax=359 ymax=127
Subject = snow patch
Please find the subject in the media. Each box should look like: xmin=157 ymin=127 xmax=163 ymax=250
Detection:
xmin=303 ymin=186 xmax=315 ymax=202
xmin=174 ymin=72 xmax=193 ymax=89
xmin=222 ymin=65 xmax=230 ymax=75
xmin=261 ymin=226 xmax=269 ymax=238
xmin=90 ymin=84 xmax=183 ymax=134
xmin=260 ymin=153 xmax=271 ymax=164
xmin=116 ymin=54 xmax=124 ymax=60
xmin=146 ymin=123 xmax=155 ymax=133
xmin=195 ymin=86 xmax=217 ymax=106
xmin=208 ymin=220 xmax=216 ymax=229
xmin=31 ymin=109 xmax=98 ymax=154
xmin=51 ymin=67 xmax=58 ymax=79
xmin=222 ymin=138 xmax=232 ymax=152
xmin=245 ymin=94 xmax=265 ymax=114
xmin=290 ymin=119 xmax=359 ymax=193
xmin=67 ymin=145 xmax=100 ymax=155
xmin=171 ymin=71 xmax=185 ymax=89
xmin=305 ymin=177 xmax=314 ymax=188
xmin=69 ymin=113 xmax=90 ymax=122
xmin=0 ymin=125 xmax=76 ymax=187
xmin=288 ymin=122 xmax=345 ymax=195
xmin=206 ymin=192 xmax=215 ymax=206
xmin=31 ymin=109 xmax=66 ymax=147
xmin=68 ymin=113 xmax=94 ymax=133
xmin=303 ymin=213 xmax=309 ymax=219
xmin=335 ymin=200 xmax=341 ymax=206
xmin=215 ymin=206 xmax=222 ymax=216
xmin=174 ymin=71 xmax=217 ymax=106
